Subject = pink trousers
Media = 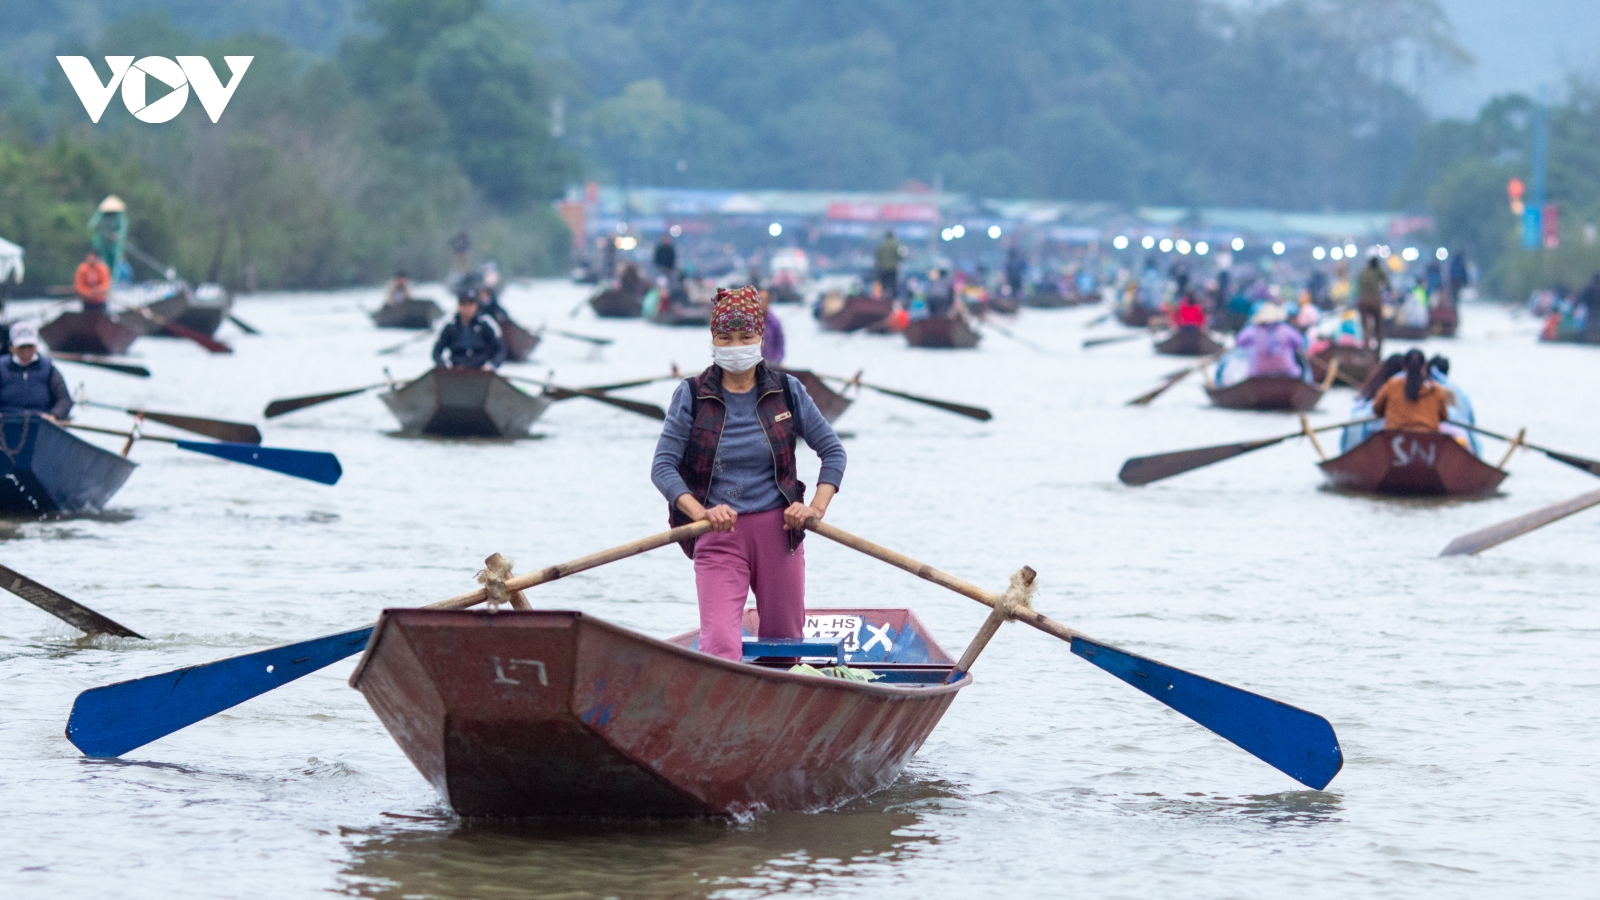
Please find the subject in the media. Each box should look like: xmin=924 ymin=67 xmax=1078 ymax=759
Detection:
xmin=694 ymin=507 xmax=805 ymax=661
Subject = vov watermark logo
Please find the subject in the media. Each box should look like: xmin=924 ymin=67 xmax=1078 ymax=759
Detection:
xmin=57 ymin=56 xmax=253 ymax=124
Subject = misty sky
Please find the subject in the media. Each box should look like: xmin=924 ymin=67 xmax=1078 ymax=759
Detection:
xmin=1419 ymin=0 xmax=1597 ymax=114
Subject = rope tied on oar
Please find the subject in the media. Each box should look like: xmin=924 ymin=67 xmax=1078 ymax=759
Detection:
xmin=952 ymin=566 xmax=1037 ymax=678
xmin=476 ymin=553 xmax=530 ymax=611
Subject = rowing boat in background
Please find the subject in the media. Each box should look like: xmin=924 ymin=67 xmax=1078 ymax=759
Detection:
xmin=40 ymin=310 xmax=142 ymax=356
xmin=0 ymin=416 xmax=136 ymax=517
xmin=349 ymin=606 xmax=966 ymax=817
xmin=819 ymin=295 xmax=893 ymax=332
xmin=1154 ymin=328 xmax=1226 ymax=356
xmin=782 ymin=368 xmax=852 ymax=423
xmin=494 ymin=314 xmax=540 ymax=362
xmin=378 ymin=369 xmax=551 ymax=438
xmin=1205 ymin=376 xmax=1323 ymax=411
xmin=371 ymin=299 xmax=443 ymax=330
xmin=1318 ymin=430 xmax=1505 ymax=496
xmin=905 ymin=316 xmax=980 ymax=349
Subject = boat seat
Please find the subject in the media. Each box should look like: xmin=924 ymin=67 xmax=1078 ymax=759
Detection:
xmin=741 ymin=637 xmax=845 ymax=664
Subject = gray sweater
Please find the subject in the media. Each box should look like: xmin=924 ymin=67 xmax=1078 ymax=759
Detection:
xmin=652 ymin=375 xmax=846 ymax=514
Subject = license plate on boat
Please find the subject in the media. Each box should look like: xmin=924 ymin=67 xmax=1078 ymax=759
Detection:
xmin=804 ymin=615 xmax=862 ymax=652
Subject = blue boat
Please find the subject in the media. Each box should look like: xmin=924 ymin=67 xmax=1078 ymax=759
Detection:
xmin=0 ymin=416 xmax=136 ymax=516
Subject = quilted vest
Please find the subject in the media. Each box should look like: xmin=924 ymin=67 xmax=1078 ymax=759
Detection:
xmin=668 ymin=363 xmax=805 ymax=557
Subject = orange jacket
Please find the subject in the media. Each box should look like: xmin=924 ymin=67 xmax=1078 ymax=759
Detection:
xmin=74 ymin=258 xmax=111 ymax=303
xmin=1372 ymin=376 xmax=1451 ymax=432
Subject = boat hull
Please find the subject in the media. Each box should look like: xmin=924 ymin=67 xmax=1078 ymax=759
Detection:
xmin=495 ymin=314 xmax=540 ymax=363
xmin=39 ymin=310 xmax=141 ymax=356
xmin=379 ymin=369 xmax=550 ymax=438
xmin=130 ymin=284 xmax=232 ymax=337
xmin=0 ymin=416 xmax=136 ymax=516
xmin=1318 ymin=430 xmax=1505 ymax=496
xmin=590 ymin=287 xmax=644 ymax=318
xmin=1310 ymin=345 xmax=1379 ymax=387
xmin=1205 ymin=376 xmax=1323 ymax=411
xmin=372 ymin=299 xmax=443 ymax=330
xmin=820 ymin=295 xmax=893 ymax=332
xmin=350 ymin=608 xmax=965 ymax=818
xmin=905 ymin=316 xmax=980 ymax=348
xmin=1155 ymin=327 xmax=1225 ymax=356
xmin=781 ymin=369 xmax=851 ymax=424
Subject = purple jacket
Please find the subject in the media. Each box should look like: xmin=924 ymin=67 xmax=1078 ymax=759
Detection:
xmin=762 ymin=308 xmax=785 ymax=364
xmin=1235 ymin=323 xmax=1305 ymax=377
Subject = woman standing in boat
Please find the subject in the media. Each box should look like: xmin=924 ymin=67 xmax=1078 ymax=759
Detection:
xmin=652 ymin=286 xmax=846 ymax=661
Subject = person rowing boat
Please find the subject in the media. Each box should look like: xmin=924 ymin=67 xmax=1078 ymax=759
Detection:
xmin=651 ymin=286 xmax=847 ymax=661
xmin=431 ymin=290 xmax=505 ymax=370
xmin=0 ymin=323 xmax=71 ymax=422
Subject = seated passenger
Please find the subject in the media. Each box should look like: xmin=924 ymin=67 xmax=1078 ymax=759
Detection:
xmin=1371 ymin=349 xmax=1451 ymax=433
xmin=1173 ymin=292 xmax=1207 ymax=329
xmin=1234 ymin=304 xmax=1305 ymax=378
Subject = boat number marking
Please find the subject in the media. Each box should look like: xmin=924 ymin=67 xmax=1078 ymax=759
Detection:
xmin=491 ymin=657 xmax=547 ymax=686
xmin=804 ymin=615 xmax=862 ymax=652
xmin=862 ymin=623 xmax=894 ymax=653
xmin=1391 ymin=435 xmax=1437 ymax=469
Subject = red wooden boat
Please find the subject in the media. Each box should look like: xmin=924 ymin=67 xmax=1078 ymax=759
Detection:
xmin=1318 ymin=430 xmax=1506 ymax=496
xmin=905 ymin=316 xmax=980 ymax=349
xmin=819 ymin=295 xmax=893 ymax=332
xmin=40 ymin=310 xmax=141 ymax=356
xmin=1310 ymin=345 xmax=1379 ymax=387
xmin=1154 ymin=327 xmax=1226 ymax=357
xmin=1205 ymin=376 xmax=1323 ymax=411
xmin=350 ymin=606 xmax=966 ymax=818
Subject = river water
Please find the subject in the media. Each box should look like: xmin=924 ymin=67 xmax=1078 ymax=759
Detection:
xmin=1 ymin=284 xmax=1596 ymax=899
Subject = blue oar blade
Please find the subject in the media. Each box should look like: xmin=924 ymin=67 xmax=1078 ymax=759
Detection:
xmin=175 ymin=440 xmax=343 ymax=485
xmin=66 ymin=627 xmax=373 ymax=758
xmin=1070 ymin=636 xmax=1343 ymax=790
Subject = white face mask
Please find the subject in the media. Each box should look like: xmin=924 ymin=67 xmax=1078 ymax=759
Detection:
xmin=712 ymin=341 xmax=763 ymax=373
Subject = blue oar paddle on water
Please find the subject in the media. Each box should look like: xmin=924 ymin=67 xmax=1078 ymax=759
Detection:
xmin=64 ymin=423 xmax=342 ymax=485
xmin=65 ymin=522 xmax=715 ymax=758
xmin=805 ymin=520 xmax=1343 ymax=790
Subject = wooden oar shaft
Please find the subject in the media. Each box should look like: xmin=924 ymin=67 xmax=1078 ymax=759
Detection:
xmin=422 ymin=521 xmax=714 ymax=612
xmin=64 ymin=422 xmax=179 ymax=445
xmin=1440 ymin=488 xmax=1600 ymax=557
xmin=804 ymin=519 xmax=1082 ymax=645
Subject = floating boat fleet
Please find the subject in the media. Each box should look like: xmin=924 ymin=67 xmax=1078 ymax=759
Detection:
xmin=6 ymin=257 xmax=1595 ymax=827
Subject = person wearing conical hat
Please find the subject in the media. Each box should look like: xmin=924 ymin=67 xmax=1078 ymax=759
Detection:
xmin=651 ymin=286 xmax=846 ymax=662
xmin=1234 ymin=303 xmax=1306 ymax=379
xmin=0 ymin=322 xmax=72 ymax=421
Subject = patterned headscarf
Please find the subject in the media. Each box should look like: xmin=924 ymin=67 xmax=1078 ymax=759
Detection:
xmin=710 ymin=286 xmax=765 ymax=335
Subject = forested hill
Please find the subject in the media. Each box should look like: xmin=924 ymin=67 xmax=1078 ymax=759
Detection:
xmin=6 ymin=0 xmax=1461 ymax=211
xmin=523 ymin=0 xmax=1460 ymax=210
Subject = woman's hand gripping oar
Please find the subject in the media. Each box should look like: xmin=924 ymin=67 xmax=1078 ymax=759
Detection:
xmin=804 ymin=519 xmax=1344 ymax=789
xmin=65 ymin=521 xmax=715 ymax=758
xmin=1118 ymin=418 xmax=1376 ymax=486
